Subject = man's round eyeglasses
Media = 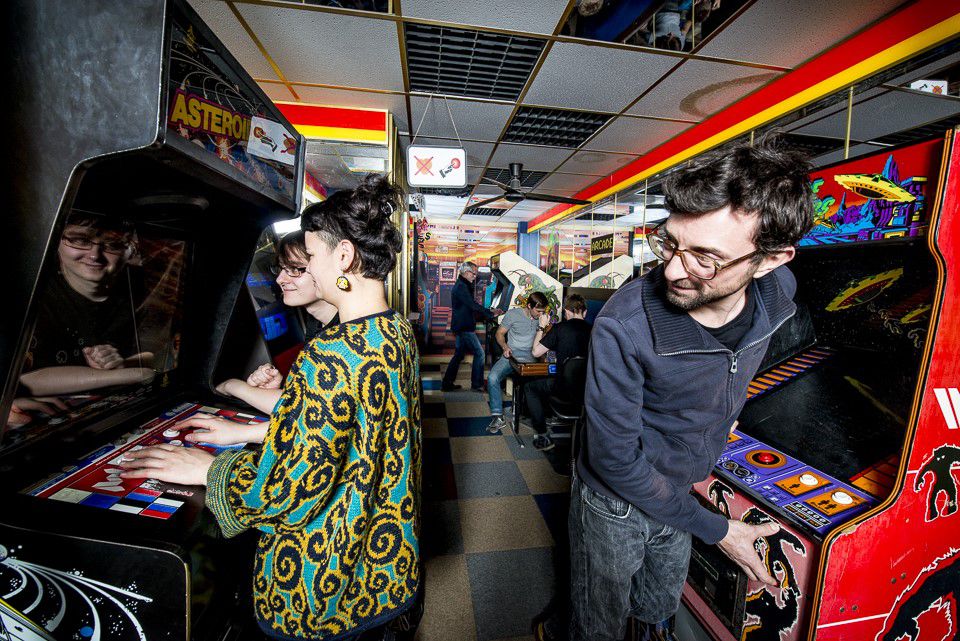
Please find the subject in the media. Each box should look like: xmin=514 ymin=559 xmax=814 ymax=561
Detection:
xmin=646 ymin=222 xmax=761 ymax=281
xmin=270 ymin=264 xmax=308 ymax=278
xmin=61 ymin=234 xmax=130 ymax=256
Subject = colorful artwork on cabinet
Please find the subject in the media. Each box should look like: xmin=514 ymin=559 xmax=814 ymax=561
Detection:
xmin=0 ymin=544 xmax=152 ymax=640
xmin=914 ymin=444 xmax=960 ymax=522
xmin=876 ymin=548 xmax=960 ymax=641
xmin=802 ymin=138 xmax=943 ymax=245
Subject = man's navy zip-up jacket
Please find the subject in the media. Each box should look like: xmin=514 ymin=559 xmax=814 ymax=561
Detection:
xmin=450 ymin=276 xmax=494 ymax=333
xmin=577 ymin=264 xmax=797 ymax=544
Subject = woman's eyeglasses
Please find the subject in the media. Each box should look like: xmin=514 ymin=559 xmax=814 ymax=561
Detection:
xmin=270 ymin=264 xmax=308 ymax=278
xmin=646 ymin=222 xmax=760 ymax=281
xmin=61 ymin=234 xmax=131 ymax=255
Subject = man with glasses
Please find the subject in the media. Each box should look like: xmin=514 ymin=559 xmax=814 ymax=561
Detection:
xmin=18 ymin=212 xmax=152 ymax=397
xmin=546 ymin=142 xmax=814 ymax=641
xmin=441 ymin=261 xmax=502 ymax=392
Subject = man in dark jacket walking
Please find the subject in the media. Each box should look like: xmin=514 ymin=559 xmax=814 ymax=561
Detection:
xmin=539 ymin=142 xmax=815 ymax=641
xmin=442 ymin=261 xmax=501 ymax=392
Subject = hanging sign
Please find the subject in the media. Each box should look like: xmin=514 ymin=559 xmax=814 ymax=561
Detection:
xmin=407 ymin=146 xmax=466 ymax=188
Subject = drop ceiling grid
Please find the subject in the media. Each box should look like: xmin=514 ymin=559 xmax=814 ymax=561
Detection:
xmin=626 ymin=60 xmax=781 ymax=122
xmin=796 ymin=90 xmax=960 ymax=143
xmin=187 ymin=0 xmax=282 ymax=80
xmin=487 ymin=142 xmax=579 ymax=173
xmin=522 ymin=40 xmax=680 ymax=114
xmin=583 ymin=116 xmax=691 ymax=155
xmin=236 ymin=2 xmax=407 ymax=90
xmin=408 ymin=96 xmax=516 ymax=141
xmin=696 ymin=0 xmax=909 ymax=69
xmin=401 ymin=0 xmax=569 ymax=36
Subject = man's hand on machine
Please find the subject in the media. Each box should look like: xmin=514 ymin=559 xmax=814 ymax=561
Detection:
xmin=119 ymin=444 xmax=214 ymax=486
xmin=170 ymin=415 xmax=262 ymax=446
xmin=246 ymin=364 xmax=282 ymax=389
xmin=83 ymin=344 xmax=124 ymax=370
xmin=717 ymin=519 xmax=780 ymax=586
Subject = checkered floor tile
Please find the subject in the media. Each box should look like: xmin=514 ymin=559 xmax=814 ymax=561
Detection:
xmin=417 ymin=353 xmax=573 ymax=641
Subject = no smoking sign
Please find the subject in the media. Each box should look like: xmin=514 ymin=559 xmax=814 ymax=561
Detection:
xmin=407 ymin=145 xmax=467 ymax=188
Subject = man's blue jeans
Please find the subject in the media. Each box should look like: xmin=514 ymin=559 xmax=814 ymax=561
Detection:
xmin=442 ymin=331 xmax=485 ymax=389
xmin=568 ymin=475 xmax=692 ymax=641
xmin=487 ymin=356 xmax=514 ymax=415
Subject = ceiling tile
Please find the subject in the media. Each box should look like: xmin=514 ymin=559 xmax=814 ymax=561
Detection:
xmin=402 ymin=0 xmax=568 ymax=35
xmin=237 ymin=4 xmax=405 ymax=90
xmin=404 ymin=136 xmax=495 ymax=167
xmin=583 ymin=116 xmax=691 ymax=154
xmin=794 ymin=90 xmax=960 ymax=143
xmin=188 ymin=0 xmax=279 ymax=80
xmin=556 ymin=150 xmax=637 ymax=177
xmin=409 ymin=97 xmax=513 ymax=141
xmin=524 ymin=42 xmax=678 ymax=113
xmin=698 ymin=0 xmax=906 ymax=68
xmin=290 ymin=87 xmax=409 ymax=132
xmin=260 ymin=82 xmax=298 ymax=103
xmin=809 ymin=143 xmax=890 ymax=168
xmin=536 ymin=172 xmax=599 ymax=194
xmin=627 ymin=61 xmax=780 ymax=122
xmin=489 ymin=142 xmax=575 ymax=173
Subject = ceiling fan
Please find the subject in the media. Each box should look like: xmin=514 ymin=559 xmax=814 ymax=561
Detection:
xmin=466 ymin=162 xmax=590 ymax=210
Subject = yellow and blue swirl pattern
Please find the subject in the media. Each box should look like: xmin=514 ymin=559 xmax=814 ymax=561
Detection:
xmin=207 ymin=310 xmax=422 ymax=640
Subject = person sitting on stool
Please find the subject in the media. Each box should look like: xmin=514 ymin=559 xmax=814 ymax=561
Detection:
xmin=442 ymin=261 xmax=501 ymax=392
xmin=525 ymin=294 xmax=592 ymax=451
xmin=487 ymin=291 xmax=549 ymax=434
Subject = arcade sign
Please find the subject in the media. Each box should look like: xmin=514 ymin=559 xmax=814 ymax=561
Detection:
xmin=407 ymin=145 xmax=466 ymax=188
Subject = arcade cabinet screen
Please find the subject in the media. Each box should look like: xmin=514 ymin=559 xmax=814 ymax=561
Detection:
xmin=5 ymin=212 xmax=187 ymax=450
xmin=165 ymin=9 xmax=298 ymax=205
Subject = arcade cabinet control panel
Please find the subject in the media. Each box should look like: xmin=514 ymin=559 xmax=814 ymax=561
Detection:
xmin=715 ymin=429 xmax=875 ymax=535
xmin=23 ymin=403 xmax=267 ymax=519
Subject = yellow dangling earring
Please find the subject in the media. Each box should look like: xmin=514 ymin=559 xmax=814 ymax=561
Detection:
xmin=336 ymin=275 xmax=351 ymax=291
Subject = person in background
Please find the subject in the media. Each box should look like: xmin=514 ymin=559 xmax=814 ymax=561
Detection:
xmin=539 ymin=142 xmax=813 ymax=641
xmin=122 ymin=175 xmax=422 ymax=641
xmin=524 ymin=294 xmax=592 ymax=451
xmin=486 ymin=291 xmax=549 ymax=434
xmin=441 ymin=261 xmax=501 ymax=392
xmin=215 ymin=230 xmax=339 ymax=416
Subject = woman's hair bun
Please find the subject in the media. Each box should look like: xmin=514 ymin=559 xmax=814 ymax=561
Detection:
xmin=300 ymin=174 xmax=404 ymax=281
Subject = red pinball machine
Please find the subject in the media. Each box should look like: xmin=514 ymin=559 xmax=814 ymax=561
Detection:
xmin=683 ymin=131 xmax=959 ymax=641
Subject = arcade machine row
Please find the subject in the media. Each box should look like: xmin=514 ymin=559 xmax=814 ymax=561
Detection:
xmin=682 ymin=133 xmax=959 ymax=641
xmin=486 ymin=251 xmax=565 ymax=360
xmin=0 ymin=1 xmax=304 ymax=639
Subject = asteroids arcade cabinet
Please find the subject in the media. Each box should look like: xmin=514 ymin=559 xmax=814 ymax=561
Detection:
xmin=682 ymin=133 xmax=960 ymax=641
xmin=0 ymin=1 xmax=303 ymax=639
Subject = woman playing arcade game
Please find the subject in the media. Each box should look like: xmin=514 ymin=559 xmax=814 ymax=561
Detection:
xmin=120 ymin=176 xmax=423 ymax=641
xmin=214 ymin=230 xmax=340 ymax=417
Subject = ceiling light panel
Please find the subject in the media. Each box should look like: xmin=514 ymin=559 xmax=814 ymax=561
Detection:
xmin=575 ymin=212 xmax=616 ymax=221
xmin=464 ymin=207 xmax=508 ymax=217
xmin=482 ymin=167 xmax=548 ymax=189
xmin=404 ymin=23 xmax=546 ymax=101
xmin=504 ymin=106 xmax=612 ymax=148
